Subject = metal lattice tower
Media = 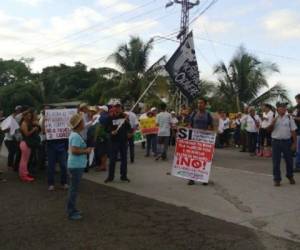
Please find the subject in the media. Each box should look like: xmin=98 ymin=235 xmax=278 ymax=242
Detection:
xmin=174 ymin=0 xmax=200 ymax=43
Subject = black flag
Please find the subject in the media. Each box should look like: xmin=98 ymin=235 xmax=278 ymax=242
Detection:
xmin=165 ymin=32 xmax=200 ymax=101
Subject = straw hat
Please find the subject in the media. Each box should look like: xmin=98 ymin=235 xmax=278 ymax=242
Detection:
xmin=79 ymin=103 xmax=88 ymax=109
xmin=89 ymin=106 xmax=97 ymax=112
xmin=69 ymin=113 xmax=83 ymax=129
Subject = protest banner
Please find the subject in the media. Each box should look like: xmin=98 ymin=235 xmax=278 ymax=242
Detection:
xmin=139 ymin=117 xmax=158 ymax=135
xmin=133 ymin=130 xmax=145 ymax=144
xmin=172 ymin=127 xmax=216 ymax=183
xmin=45 ymin=109 xmax=77 ymax=140
xmin=165 ymin=31 xmax=200 ymax=101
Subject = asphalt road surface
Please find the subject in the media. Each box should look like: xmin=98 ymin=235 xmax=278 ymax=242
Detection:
xmin=1 ymin=167 xmax=300 ymax=250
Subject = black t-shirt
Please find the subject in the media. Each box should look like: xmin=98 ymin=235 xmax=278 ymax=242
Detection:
xmin=107 ymin=113 xmax=131 ymax=142
xmin=295 ymin=109 xmax=300 ymax=135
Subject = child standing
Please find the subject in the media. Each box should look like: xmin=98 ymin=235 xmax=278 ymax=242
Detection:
xmin=67 ymin=114 xmax=93 ymax=220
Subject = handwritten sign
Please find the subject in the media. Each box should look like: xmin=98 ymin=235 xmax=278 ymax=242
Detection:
xmin=139 ymin=117 xmax=158 ymax=135
xmin=172 ymin=127 xmax=216 ymax=183
xmin=45 ymin=109 xmax=77 ymax=140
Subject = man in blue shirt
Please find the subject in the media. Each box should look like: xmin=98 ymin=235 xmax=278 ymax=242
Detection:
xmin=188 ymin=97 xmax=213 ymax=185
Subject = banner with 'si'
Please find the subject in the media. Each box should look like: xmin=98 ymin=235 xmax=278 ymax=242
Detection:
xmin=172 ymin=127 xmax=216 ymax=183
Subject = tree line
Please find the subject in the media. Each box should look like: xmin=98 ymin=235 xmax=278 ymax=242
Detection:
xmin=0 ymin=36 xmax=290 ymax=115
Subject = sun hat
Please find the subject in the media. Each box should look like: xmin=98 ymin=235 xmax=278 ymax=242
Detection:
xmin=79 ymin=103 xmax=88 ymax=109
xmin=89 ymin=106 xmax=97 ymax=112
xmin=69 ymin=113 xmax=83 ymax=129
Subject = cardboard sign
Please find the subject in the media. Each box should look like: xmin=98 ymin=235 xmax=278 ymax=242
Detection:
xmin=45 ymin=109 xmax=77 ymax=140
xmin=133 ymin=130 xmax=145 ymax=144
xmin=139 ymin=117 xmax=158 ymax=135
xmin=172 ymin=127 xmax=216 ymax=183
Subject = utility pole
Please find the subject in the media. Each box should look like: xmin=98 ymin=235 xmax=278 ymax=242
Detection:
xmin=166 ymin=0 xmax=200 ymax=43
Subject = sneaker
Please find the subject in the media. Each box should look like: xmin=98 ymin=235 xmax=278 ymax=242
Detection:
xmin=288 ymin=177 xmax=296 ymax=185
xmin=69 ymin=213 xmax=82 ymax=220
xmin=188 ymin=180 xmax=195 ymax=185
xmin=120 ymin=177 xmax=130 ymax=182
xmin=62 ymin=184 xmax=69 ymax=190
xmin=48 ymin=185 xmax=55 ymax=191
xmin=274 ymin=181 xmax=281 ymax=187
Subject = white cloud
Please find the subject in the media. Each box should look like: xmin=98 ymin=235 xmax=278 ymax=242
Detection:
xmin=192 ymin=16 xmax=234 ymax=34
xmin=95 ymin=0 xmax=137 ymax=13
xmin=263 ymin=10 xmax=300 ymax=40
xmin=50 ymin=6 xmax=105 ymax=36
xmin=16 ymin=0 xmax=51 ymax=6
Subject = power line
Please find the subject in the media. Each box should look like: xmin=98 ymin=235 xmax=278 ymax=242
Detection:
xmin=194 ymin=36 xmax=300 ymax=62
xmin=16 ymin=0 xmax=157 ymax=59
xmin=189 ymin=0 xmax=218 ymax=25
xmin=33 ymin=9 xmax=180 ymax=64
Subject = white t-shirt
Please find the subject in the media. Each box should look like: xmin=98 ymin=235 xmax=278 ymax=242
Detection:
xmin=125 ymin=111 xmax=139 ymax=130
xmin=218 ymin=118 xmax=230 ymax=133
xmin=245 ymin=114 xmax=261 ymax=133
xmin=261 ymin=110 xmax=274 ymax=129
xmin=156 ymin=111 xmax=172 ymax=137
xmin=272 ymin=115 xmax=297 ymax=139
xmin=171 ymin=117 xmax=179 ymax=128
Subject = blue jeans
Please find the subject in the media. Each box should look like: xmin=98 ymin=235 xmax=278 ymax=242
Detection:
xmin=146 ymin=134 xmax=157 ymax=156
xmin=47 ymin=141 xmax=67 ymax=186
xmin=157 ymin=136 xmax=169 ymax=159
xmin=272 ymin=139 xmax=294 ymax=181
xmin=296 ymin=136 xmax=300 ymax=169
xmin=67 ymin=168 xmax=84 ymax=216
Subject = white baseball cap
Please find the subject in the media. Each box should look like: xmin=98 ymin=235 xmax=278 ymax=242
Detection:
xmin=99 ymin=105 xmax=108 ymax=112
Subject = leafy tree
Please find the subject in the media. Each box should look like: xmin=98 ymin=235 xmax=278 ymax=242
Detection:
xmin=107 ymin=36 xmax=168 ymax=104
xmin=39 ymin=62 xmax=97 ymax=103
xmin=213 ymin=46 xmax=283 ymax=112
xmin=0 ymin=59 xmax=33 ymax=86
xmin=0 ymin=82 xmax=43 ymax=114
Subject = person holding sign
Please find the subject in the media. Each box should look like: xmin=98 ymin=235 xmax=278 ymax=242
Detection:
xmin=188 ymin=98 xmax=214 ymax=185
xmin=67 ymin=113 xmax=93 ymax=220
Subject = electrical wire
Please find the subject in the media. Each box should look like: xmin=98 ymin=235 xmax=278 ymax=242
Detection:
xmin=33 ymin=9 xmax=180 ymax=63
xmin=16 ymin=0 xmax=157 ymax=58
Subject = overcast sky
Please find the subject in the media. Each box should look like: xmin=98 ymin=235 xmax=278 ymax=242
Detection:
xmin=0 ymin=0 xmax=299 ymax=98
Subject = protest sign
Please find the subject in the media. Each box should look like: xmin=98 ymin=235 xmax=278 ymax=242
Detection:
xmin=133 ymin=130 xmax=145 ymax=144
xmin=45 ymin=109 xmax=77 ymax=140
xmin=172 ymin=127 xmax=216 ymax=183
xmin=139 ymin=117 xmax=158 ymax=135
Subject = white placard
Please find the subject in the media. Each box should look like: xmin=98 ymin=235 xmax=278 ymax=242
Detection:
xmin=45 ymin=109 xmax=77 ymax=140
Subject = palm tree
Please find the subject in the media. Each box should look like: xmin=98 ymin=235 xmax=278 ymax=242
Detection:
xmin=213 ymin=46 xmax=287 ymax=112
xmin=107 ymin=36 xmax=168 ymax=104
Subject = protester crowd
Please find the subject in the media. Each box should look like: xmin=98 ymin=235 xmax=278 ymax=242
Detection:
xmin=0 ymin=94 xmax=300 ymax=220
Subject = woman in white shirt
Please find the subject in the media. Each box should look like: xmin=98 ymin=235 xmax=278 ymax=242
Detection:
xmin=259 ymin=104 xmax=274 ymax=156
xmin=245 ymin=107 xmax=261 ymax=156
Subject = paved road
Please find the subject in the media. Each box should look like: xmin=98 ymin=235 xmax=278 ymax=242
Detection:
xmin=1 ymin=145 xmax=300 ymax=249
xmin=0 ymin=169 xmax=299 ymax=250
xmin=83 ymin=146 xmax=300 ymax=243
